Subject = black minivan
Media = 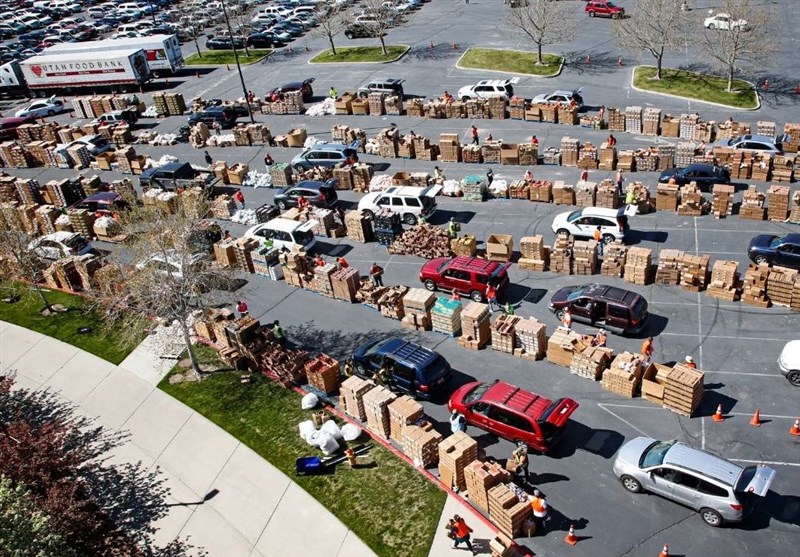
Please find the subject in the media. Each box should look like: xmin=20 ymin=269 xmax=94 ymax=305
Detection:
xmin=352 ymin=337 xmax=452 ymax=400
xmin=187 ymin=106 xmax=237 ymax=129
xmin=549 ymin=283 xmax=649 ymax=335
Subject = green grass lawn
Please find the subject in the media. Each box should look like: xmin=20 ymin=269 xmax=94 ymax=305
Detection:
xmin=458 ymin=48 xmax=562 ymax=77
xmin=633 ymin=66 xmax=758 ymax=109
xmin=0 ymin=285 xmax=142 ymax=365
xmin=160 ymin=356 xmax=446 ymax=557
xmin=310 ymin=45 xmax=409 ymax=63
xmin=184 ymin=49 xmax=271 ymax=66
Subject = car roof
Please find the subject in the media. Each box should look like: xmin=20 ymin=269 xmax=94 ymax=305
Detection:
xmin=663 ymin=442 xmax=743 ymax=486
xmin=291 ymin=181 xmax=330 ymax=191
xmin=306 ymin=142 xmax=350 ymax=152
xmin=578 ymin=206 xmax=623 ymax=218
xmin=82 ymin=191 xmax=122 ymax=203
xmin=474 ymin=79 xmax=513 ymax=86
xmin=582 ymin=283 xmax=639 ymax=303
xmin=483 ymin=381 xmax=552 ymax=420
xmin=685 ymin=162 xmax=718 ymax=170
xmin=735 ymin=134 xmax=776 ymax=143
xmin=377 ymin=337 xmax=437 ymax=367
xmin=551 ymin=89 xmax=577 ymax=96
xmin=262 ymin=217 xmax=310 ymax=232
xmin=778 ymin=233 xmax=800 ymax=245
xmin=42 ymin=231 xmax=80 ymax=243
xmin=448 ymin=255 xmax=502 ymax=273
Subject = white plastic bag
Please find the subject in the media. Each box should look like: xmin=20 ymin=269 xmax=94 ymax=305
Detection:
xmin=316 ymin=431 xmax=340 ymax=455
xmin=320 ymin=420 xmax=343 ymax=440
xmin=341 ymin=423 xmax=362 ymax=442
xmin=301 ymin=392 xmax=319 ymax=410
xmin=298 ymin=420 xmax=317 ymax=444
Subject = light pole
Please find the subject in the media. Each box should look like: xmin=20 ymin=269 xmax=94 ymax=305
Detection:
xmin=148 ymin=0 xmax=157 ymax=25
xmin=221 ymin=0 xmax=255 ymax=124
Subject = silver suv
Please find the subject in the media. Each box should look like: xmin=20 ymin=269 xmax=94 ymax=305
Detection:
xmin=613 ymin=437 xmax=775 ymax=527
xmin=357 ymin=78 xmax=405 ymax=99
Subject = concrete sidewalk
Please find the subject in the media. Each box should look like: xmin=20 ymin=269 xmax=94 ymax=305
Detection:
xmin=0 ymin=321 xmax=375 ymax=557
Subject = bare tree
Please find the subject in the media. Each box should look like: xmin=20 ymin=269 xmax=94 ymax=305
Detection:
xmin=611 ymin=0 xmax=688 ymax=80
xmin=0 ymin=211 xmax=54 ymax=313
xmin=504 ymin=0 xmax=577 ymax=64
xmin=92 ymin=194 xmax=237 ymax=381
xmin=230 ymin=11 xmax=257 ymax=56
xmin=355 ymin=0 xmax=409 ymax=56
xmin=698 ymin=0 xmax=778 ymax=92
xmin=311 ymin=3 xmax=348 ymax=56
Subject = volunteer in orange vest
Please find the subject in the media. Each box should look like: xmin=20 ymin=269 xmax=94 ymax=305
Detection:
xmin=485 ymin=283 xmax=499 ymax=312
xmin=593 ymin=225 xmax=604 ymax=257
xmin=451 ymin=515 xmax=475 ymax=553
xmin=561 ymin=307 xmax=572 ymax=330
xmin=685 ymin=355 xmax=697 ymax=369
xmin=530 ymin=489 xmax=548 ymax=535
xmin=593 ymin=329 xmax=607 ymax=347
xmin=641 ymin=337 xmax=654 ymax=363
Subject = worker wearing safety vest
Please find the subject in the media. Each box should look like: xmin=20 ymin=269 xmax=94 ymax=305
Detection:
xmin=641 ymin=337 xmax=654 ymax=363
xmin=448 ymin=218 xmax=459 ymax=238
xmin=329 ymin=87 xmax=338 ymax=99
xmin=272 ymin=320 xmax=286 ymax=346
xmin=530 ymin=489 xmax=548 ymax=535
xmin=593 ymin=225 xmax=604 ymax=257
xmin=512 ymin=446 xmax=529 ymax=482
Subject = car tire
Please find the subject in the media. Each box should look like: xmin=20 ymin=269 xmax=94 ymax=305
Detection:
xmin=361 ymin=209 xmax=374 ymax=219
xmin=706 ymin=23 xmax=715 ymax=29
xmin=46 ymin=109 xmax=55 ymax=116
xmin=470 ymin=290 xmax=484 ymax=303
xmin=786 ymin=370 xmax=800 ymax=387
xmin=345 ymin=31 xmax=353 ymax=39
xmin=403 ymin=213 xmax=417 ymax=225
xmin=423 ymin=279 xmax=437 ymax=292
xmin=461 ymin=96 xmax=470 ymax=101
xmin=556 ymin=228 xmax=570 ymax=237
xmin=554 ymin=308 xmax=566 ymax=320
xmin=293 ymin=163 xmax=306 ymax=172
xmin=753 ymin=255 xmax=769 ymax=265
xmin=276 ymin=200 xmax=288 ymax=211
xmin=603 ymin=234 xmax=616 ymax=244
xmin=612 ymin=12 xmax=620 ymax=19
xmin=589 ymin=11 xmax=595 ymax=17
xmin=700 ymin=508 xmax=723 ymax=527
xmin=355 ymin=362 xmax=368 ymax=377
xmin=620 ymin=475 xmax=642 ymax=493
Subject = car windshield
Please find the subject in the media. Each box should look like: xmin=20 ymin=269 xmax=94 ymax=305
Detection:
xmin=463 ymin=382 xmax=491 ymax=404
xmin=631 ymin=296 xmax=647 ymax=318
xmin=565 ymin=285 xmax=588 ymax=301
xmin=294 ymin=228 xmax=314 ymax=246
xmin=640 ymin=440 xmax=675 ymax=468
xmin=567 ymin=209 xmax=583 ymax=222
xmin=63 ymin=234 xmax=86 ymax=250
xmin=768 ymin=235 xmax=785 ymax=248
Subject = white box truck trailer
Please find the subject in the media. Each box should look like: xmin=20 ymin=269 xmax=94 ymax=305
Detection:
xmin=44 ymin=35 xmax=184 ymax=75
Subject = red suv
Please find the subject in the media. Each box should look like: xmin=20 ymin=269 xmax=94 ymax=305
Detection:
xmin=419 ymin=256 xmax=511 ymax=302
xmin=448 ymin=380 xmax=579 ymax=453
xmin=585 ymin=1 xmax=625 ymax=19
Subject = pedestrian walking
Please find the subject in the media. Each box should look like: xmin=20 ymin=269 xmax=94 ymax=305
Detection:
xmin=336 ymin=256 xmax=349 ymax=269
xmin=204 ymin=150 xmax=213 ymax=166
xmin=561 ymin=307 xmax=572 ymax=329
xmin=486 ymin=167 xmax=494 ymax=186
xmin=329 ymin=86 xmax=338 ymax=99
xmin=445 ymin=518 xmax=458 ymax=542
xmin=212 ymin=121 xmax=221 ymax=136
xmin=264 ymin=152 xmax=274 ymax=167
xmin=272 ymin=320 xmax=286 ymax=346
xmin=511 ymin=445 xmax=529 ymax=483
xmin=580 ymin=168 xmax=589 ymax=182
xmin=236 ymin=300 xmax=248 ymax=318
xmin=450 ymin=409 xmax=467 ymax=434
xmin=470 ymin=125 xmax=479 ymax=145
xmin=593 ymin=225 xmax=604 ymax=257
xmin=641 ymin=336 xmax=654 ymax=364
xmin=451 ymin=515 xmax=475 ymax=554
xmin=530 ymin=489 xmax=549 ymax=535
xmin=615 ymin=169 xmax=625 ymax=193
xmin=486 ymin=283 xmax=499 ymax=312
xmin=531 ymin=135 xmax=539 ymax=147
xmin=447 ymin=217 xmax=460 ymax=238
xmin=434 ymin=165 xmax=445 ymax=184
xmin=369 ymin=262 xmax=384 ymax=287
xmin=234 ymin=189 xmax=245 ymax=209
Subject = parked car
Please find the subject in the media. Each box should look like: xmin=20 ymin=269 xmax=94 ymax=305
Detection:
xmin=273 ymin=180 xmax=338 ymax=210
xmin=91 ymin=108 xmax=139 ymax=126
xmin=57 ymin=135 xmax=112 ymax=157
xmin=585 ymin=1 xmax=624 ymax=18
xmin=244 ymin=217 xmax=317 ymax=252
xmin=457 ymin=78 xmax=518 ymax=101
xmin=550 ymin=206 xmax=634 ymax=244
xmin=187 ymin=106 xmax=238 ymax=129
xmin=704 ymin=12 xmax=748 ymax=30
xmin=136 ymin=251 xmax=206 ymax=280
xmin=714 ymin=134 xmax=782 ymax=155
xmin=778 ymin=340 xmax=800 ymax=386
xmin=290 ymin=140 xmax=360 ymax=171
xmin=658 ymin=163 xmax=730 ymax=191
xmin=420 ymin=256 xmax=511 ymax=302
xmin=747 ymin=233 xmax=800 ymax=269
xmin=28 ymin=231 xmax=93 ymax=261
xmin=357 ymin=185 xmax=441 ymax=225
xmin=531 ymin=88 xmax=584 ymax=109
xmin=613 ymin=437 xmax=776 ymax=526
xmin=357 ymin=78 xmax=405 ymax=99
xmin=549 ymin=283 xmax=649 ymax=335
xmin=0 ymin=115 xmax=36 ymax=140
xmin=344 ymin=22 xmax=380 ymax=39
xmin=70 ymin=191 xmax=128 ymax=215
xmin=265 ymin=77 xmax=315 ymax=102
xmin=352 ymin=337 xmax=452 ymax=400
xmin=246 ymin=31 xmax=283 ymax=48
xmin=206 ymin=36 xmax=245 ymax=49
xmin=448 ymin=380 xmax=579 ymax=453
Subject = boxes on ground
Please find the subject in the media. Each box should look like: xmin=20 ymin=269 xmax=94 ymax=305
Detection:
xmin=486 ymin=234 xmax=513 ymax=262
xmin=388 ymin=395 xmax=424 ymax=443
xmin=464 ymin=460 xmax=511 ymax=514
xmin=340 ymin=375 xmax=375 ymax=421
xmin=662 ymin=363 xmax=704 ymax=416
xmin=487 ymin=483 xmax=530 ymax=538
xmin=642 ymin=363 xmax=672 ymax=404
xmin=438 ymin=431 xmax=478 ymax=491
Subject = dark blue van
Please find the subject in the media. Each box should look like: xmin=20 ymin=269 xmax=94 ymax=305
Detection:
xmin=352 ymin=337 xmax=452 ymax=400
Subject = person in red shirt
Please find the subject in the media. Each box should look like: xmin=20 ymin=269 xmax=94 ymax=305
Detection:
xmin=485 ymin=283 xmax=499 ymax=312
xmin=608 ymin=133 xmax=617 ymax=146
xmin=451 ymin=515 xmax=475 ymax=553
xmin=234 ymin=190 xmax=245 ymax=209
xmin=685 ymin=355 xmax=697 ymax=369
xmin=470 ymin=125 xmax=479 ymax=145
xmin=236 ymin=300 xmax=248 ymax=317
xmin=531 ymin=135 xmax=539 ymax=147
xmin=297 ymin=195 xmax=309 ymax=209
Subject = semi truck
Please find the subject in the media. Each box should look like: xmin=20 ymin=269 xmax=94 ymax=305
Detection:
xmin=1 ymin=49 xmax=151 ymax=98
xmin=44 ymin=35 xmax=185 ymax=75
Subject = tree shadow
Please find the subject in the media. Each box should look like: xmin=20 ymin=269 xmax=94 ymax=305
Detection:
xmin=287 ymin=320 xmax=424 ymax=361
xmin=403 ymin=44 xmax=466 ymax=62
xmin=562 ymin=49 xmax=626 ymax=77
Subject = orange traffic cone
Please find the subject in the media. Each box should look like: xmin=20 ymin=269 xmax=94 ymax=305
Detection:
xmin=790 ymin=419 xmax=800 ymax=436
xmin=795 ymin=84 xmax=800 ymax=94
xmin=763 ymin=79 xmax=770 ymax=91
xmin=617 ymin=57 xmax=624 ymax=66
xmin=712 ymin=404 xmax=725 ymax=422
xmin=585 ymin=54 xmax=591 ymax=64
xmin=429 ymin=41 xmax=434 ymax=49
xmin=564 ymin=524 xmax=578 ymax=546
xmin=659 ymin=544 xmax=669 ymax=557
xmin=452 ymin=42 xmax=458 ymax=50
xmin=750 ymin=408 xmax=761 ymax=427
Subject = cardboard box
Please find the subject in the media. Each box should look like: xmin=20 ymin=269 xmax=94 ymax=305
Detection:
xmin=642 ymin=363 xmax=670 ymax=403
xmin=486 ymin=233 xmax=513 ymax=262
xmin=392 ymin=171 xmax=410 ymax=186
xmin=286 ymin=128 xmax=307 ymax=147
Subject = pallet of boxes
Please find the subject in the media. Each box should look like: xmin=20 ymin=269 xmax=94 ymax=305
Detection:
xmin=740 ymin=263 xmax=771 ymax=307
xmin=662 ymin=363 xmax=704 ymax=417
xmin=518 ymin=235 xmax=548 ymax=272
xmin=491 ymin=314 xmax=522 ymax=354
xmin=513 ymin=318 xmax=547 ymax=360
xmin=546 ymin=327 xmax=588 ymax=367
xmin=439 ymin=431 xmax=478 ymax=491
xmin=388 ymin=395 xmax=424 ymax=444
xmin=431 ymin=296 xmax=462 ymax=336
xmin=706 ymin=260 xmax=740 ymax=302
xmin=304 ymin=354 xmax=340 ymax=395
xmin=459 ymin=302 xmax=490 ymax=350
xmin=602 ymin=352 xmax=645 ymax=398
xmin=401 ymin=288 xmax=436 ymax=331
xmin=363 ymin=385 xmax=397 ymax=439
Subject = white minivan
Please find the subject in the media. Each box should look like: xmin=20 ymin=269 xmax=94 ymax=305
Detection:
xmin=358 ymin=185 xmax=442 ymax=225
xmin=244 ymin=218 xmax=317 ymax=252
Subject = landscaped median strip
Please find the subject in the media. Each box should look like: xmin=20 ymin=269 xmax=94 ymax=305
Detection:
xmin=309 ymin=45 xmax=410 ymax=64
xmin=456 ymin=48 xmax=563 ymax=77
xmin=631 ymin=66 xmax=759 ymax=110
xmin=184 ymin=49 xmax=272 ymax=66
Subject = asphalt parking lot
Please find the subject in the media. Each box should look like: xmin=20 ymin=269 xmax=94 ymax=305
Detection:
xmin=4 ymin=1 xmax=800 ymax=556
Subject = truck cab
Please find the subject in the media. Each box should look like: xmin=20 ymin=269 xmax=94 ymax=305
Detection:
xmin=91 ymin=108 xmax=139 ymax=126
xmin=139 ymin=162 xmax=213 ymax=193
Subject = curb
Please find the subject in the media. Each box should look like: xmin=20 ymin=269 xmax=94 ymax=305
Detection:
xmin=307 ymin=45 xmax=411 ymax=65
xmin=628 ymin=65 xmax=761 ymax=111
xmin=184 ymin=50 xmax=273 ymax=68
xmin=454 ymin=48 xmax=563 ymax=78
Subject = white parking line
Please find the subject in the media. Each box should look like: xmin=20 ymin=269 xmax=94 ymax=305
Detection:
xmin=659 ymin=333 xmax=792 ymax=342
xmin=729 ymin=413 xmax=799 ymax=419
xmin=730 ymin=459 xmax=800 ymax=467
xmin=597 ymin=403 xmax=652 ymax=437
xmin=705 ymin=370 xmax=783 ymax=378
